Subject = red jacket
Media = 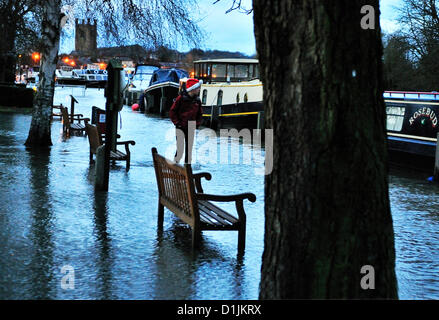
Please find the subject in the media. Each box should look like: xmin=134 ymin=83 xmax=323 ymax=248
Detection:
xmin=169 ymin=92 xmax=203 ymax=128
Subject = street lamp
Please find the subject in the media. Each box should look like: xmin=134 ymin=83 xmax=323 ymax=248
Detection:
xmin=32 ymin=52 xmax=40 ymax=64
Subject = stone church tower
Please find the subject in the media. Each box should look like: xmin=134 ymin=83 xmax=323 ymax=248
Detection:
xmin=75 ymin=19 xmax=97 ymax=56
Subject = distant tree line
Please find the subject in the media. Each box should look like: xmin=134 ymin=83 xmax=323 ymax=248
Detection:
xmin=384 ymin=0 xmax=439 ymax=91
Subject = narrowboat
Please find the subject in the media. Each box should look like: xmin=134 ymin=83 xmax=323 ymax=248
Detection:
xmin=193 ymin=58 xmax=264 ymax=130
xmin=385 ymin=91 xmax=439 ymax=159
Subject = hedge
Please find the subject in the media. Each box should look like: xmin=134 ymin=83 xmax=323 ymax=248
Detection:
xmin=0 ymin=84 xmax=34 ymax=108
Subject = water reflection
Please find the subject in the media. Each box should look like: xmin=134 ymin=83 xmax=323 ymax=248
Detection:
xmin=153 ymin=217 xmax=245 ymax=299
xmin=92 ymin=191 xmax=115 ymax=300
xmin=3 ymin=87 xmax=439 ymax=300
xmin=27 ymin=148 xmax=55 ymax=299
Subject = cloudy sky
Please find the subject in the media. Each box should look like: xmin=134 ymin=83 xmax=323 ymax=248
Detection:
xmin=60 ymin=0 xmax=403 ymax=56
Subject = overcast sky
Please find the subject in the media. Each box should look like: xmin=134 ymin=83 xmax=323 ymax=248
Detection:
xmin=60 ymin=0 xmax=403 ymax=56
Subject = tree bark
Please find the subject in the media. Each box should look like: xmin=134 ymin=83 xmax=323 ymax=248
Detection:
xmin=255 ymin=0 xmax=398 ymax=299
xmin=25 ymin=0 xmax=62 ymax=148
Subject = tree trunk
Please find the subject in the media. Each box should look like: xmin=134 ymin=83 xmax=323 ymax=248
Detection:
xmin=255 ymin=0 xmax=398 ymax=299
xmin=25 ymin=0 xmax=62 ymax=148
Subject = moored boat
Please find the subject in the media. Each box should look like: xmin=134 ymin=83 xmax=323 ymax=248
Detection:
xmin=193 ymin=58 xmax=264 ymax=130
xmin=385 ymin=91 xmax=439 ymax=159
xmin=143 ymin=68 xmax=189 ymax=116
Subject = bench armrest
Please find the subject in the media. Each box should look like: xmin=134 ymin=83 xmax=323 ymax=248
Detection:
xmin=196 ymin=193 xmax=256 ymax=221
xmin=116 ymin=140 xmax=136 ymax=146
xmin=193 ymin=172 xmax=212 ymax=193
xmin=116 ymin=140 xmax=136 ymax=154
xmin=196 ymin=193 xmax=256 ymax=203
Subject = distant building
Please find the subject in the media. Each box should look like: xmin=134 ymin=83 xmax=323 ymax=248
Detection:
xmin=75 ymin=19 xmax=97 ymax=56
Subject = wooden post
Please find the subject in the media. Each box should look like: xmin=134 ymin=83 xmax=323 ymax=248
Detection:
xmin=100 ymin=59 xmax=123 ymax=191
xmin=211 ymin=106 xmax=219 ymax=130
xmin=434 ymin=133 xmax=439 ymax=182
xmin=69 ymin=95 xmax=78 ymax=122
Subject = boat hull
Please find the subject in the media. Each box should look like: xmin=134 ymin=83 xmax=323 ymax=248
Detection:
xmin=144 ymin=82 xmax=180 ymax=116
xmin=386 ymin=98 xmax=439 ymax=159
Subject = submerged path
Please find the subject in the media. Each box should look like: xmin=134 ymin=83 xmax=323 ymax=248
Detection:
xmin=0 ymin=86 xmax=438 ymax=299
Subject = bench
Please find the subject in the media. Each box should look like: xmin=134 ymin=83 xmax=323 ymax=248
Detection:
xmin=85 ymin=123 xmax=135 ymax=171
xmin=152 ymin=147 xmax=256 ymax=253
xmin=61 ymin=106 xmax=89 ymax=136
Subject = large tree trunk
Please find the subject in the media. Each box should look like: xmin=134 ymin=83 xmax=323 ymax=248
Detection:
xmin=255 ymin=0 xmax=398 ymax=299
xmin=25 ymin=0 xmax=62 ymax=148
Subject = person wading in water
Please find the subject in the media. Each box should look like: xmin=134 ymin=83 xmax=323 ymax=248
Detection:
xmin=169 ymin=78 xmax=203 ymax=163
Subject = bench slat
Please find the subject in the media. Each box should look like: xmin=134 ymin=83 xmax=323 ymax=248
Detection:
xmin=198 ymin=202 xmax=235 ymax=226
xmin=198 ymin=200 xmax=239 ymax=224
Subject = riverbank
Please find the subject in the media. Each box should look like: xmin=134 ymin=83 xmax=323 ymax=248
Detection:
xmin=0 ymin=106 xmax=32 ymax=114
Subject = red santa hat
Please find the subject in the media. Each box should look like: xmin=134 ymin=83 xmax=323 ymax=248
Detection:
xmin=186 ymin=78 xmax=202 ymax=92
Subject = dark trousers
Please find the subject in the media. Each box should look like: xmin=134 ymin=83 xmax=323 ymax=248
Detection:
xmin=174 ymin=126 xmax=194 ymax=164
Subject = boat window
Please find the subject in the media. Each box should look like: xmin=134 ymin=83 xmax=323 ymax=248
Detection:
xmin=202 ymin=89 xmax=207 ymax=105
xmin=195 ymin=64 xmax=199 ymax=77
xmin=212 ymin=64 xmax=226 ymax=80
xmin=244 ymin=93 xmax=248 ymax=103
xmin=254 ymin=64 xmax=260 ymax=78
xmin=386 ymin=106 xmax=405 ymax=132
xmin=89 ymin=75 xmax=95 ymax=80
xmin=236 ymin=93 xmax=240 ymax=103
xmin=227 ymin=65 xmax=235 ymax=78
xmin=235 ymin=65 xmax=249 ymax=78
xmin=217 ymin=90 xmax=223 ymax=106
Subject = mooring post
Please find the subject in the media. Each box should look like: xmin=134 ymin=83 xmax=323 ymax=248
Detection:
xmin=435 ymin=132 xmax=439 ymax=182
xmin=95 ymin=58 xmax=124 ymax=191
xmin=257 ymin=111 xmax=265 ymax=130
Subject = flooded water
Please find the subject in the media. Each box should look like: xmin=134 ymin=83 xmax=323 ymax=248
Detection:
xmin=0 ymin=86 xmax=438 ymax=300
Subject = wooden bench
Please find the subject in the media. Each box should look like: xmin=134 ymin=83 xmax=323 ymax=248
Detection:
xmin=61 ymin=106 xmax=89 ymax=136
xmin=152 ymin=147 xmax=256 ymax=253
xmin=85 ymin=123 xmax=135 ymax=171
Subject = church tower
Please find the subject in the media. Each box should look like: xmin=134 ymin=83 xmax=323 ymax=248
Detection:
xmin=75 ymin=18 xmax=97 ymax=56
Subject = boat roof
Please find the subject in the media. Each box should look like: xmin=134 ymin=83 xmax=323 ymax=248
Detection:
xmin=149 ymin=68 xmax=189 ymax=86
xmin=384 ymin=91 xmax=439 ymax=101
xmin=193 ymin=58 xmax=259 ymax=64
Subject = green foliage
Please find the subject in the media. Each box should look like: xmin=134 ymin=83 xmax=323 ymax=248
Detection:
xmin=384 ymin=0 xmax=439 ymax=91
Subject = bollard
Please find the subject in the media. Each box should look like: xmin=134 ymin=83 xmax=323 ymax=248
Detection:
xmin=435 ymin=133 xmax=439 ymax=182
xmin=95 ymin=145 xmax=106 ymax=191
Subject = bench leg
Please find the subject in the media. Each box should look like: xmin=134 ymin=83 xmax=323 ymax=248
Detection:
xmin=238 ymin=225 xmax=246 ymax=254
xmin=192 ymin=228 xmax=201 ymax=249
xmin=158 ymin=201 xmax=164 ymax=229
xmin=126 ymin=155 xmax=130 ymax=172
